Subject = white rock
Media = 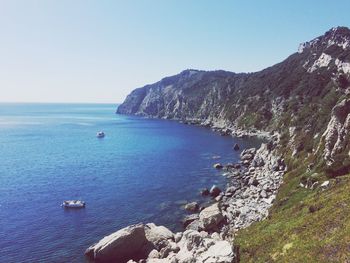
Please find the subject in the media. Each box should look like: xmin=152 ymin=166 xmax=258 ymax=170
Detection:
xmin=197 ymin=241 xmax=235 ymax=263
xmin=148 ymin=249 xmax=160 ymax=259
xmin=145 ymin=223 xmax=174 ymax=248
xmin=85 ymin=223 xmax=147 ymax=262
xmin=263 ymin=195 xmax=276 ymax=205
xmin=147 ymin=259 xmax=172 ymax=263
xmin=174 ymin=232 xmax=183 ymax=243
xmin=320 ymin=180 xmax=330 ymax=188
xmin=308 ymin=53 xmax=332 ymax=73
xmin=199 ymin=203 xmax=224 ymax=231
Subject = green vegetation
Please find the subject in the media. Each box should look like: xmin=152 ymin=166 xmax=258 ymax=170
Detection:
xmin=235 ymin=165 xmax=350 ymax=263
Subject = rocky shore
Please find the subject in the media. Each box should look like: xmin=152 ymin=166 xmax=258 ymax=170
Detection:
xmin=106 ymin=27 xmax=350 ymax=262
xmin=85 ymin=125 xmax=286 ymax=263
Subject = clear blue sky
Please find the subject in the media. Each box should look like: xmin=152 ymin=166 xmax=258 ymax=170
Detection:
xmin=0 ymin=0 xmax=349 ymax=103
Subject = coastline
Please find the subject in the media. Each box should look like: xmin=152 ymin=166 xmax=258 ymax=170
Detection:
xmin=85 ymin=117 xmax=286 ymax=263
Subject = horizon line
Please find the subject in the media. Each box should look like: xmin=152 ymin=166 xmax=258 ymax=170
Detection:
xmin=0 ymin=101 xmax=120 ymax=105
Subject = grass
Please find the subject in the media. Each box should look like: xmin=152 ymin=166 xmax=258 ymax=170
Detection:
xmin=235 ymin=168 xmax=350 ymax=263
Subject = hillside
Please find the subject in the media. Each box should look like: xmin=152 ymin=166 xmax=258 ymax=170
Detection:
xmin=117 ymin=27 xmax=350 ymax=262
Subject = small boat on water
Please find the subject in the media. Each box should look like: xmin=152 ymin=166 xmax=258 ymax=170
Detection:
xmin=61 ymin=200 xmax=85 ymax=208
xmin=96 ymin=131 xmax=105 ymax=138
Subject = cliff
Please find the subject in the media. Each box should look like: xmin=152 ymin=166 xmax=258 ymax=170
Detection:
xmin=118 ymin=26 xmax=350 ymax=174
xmin=116 ymin=27 xmax=350 ymax=262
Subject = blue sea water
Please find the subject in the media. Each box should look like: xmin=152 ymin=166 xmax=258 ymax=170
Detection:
xmin=0 ymin=103 xmax=260 ymax=262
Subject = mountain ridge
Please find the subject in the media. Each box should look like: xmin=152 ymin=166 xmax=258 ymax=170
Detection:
xmin=117 ymin=27 xmax=350 ymax=170
xmin=117 ymin=27 xmax=350 ymax=262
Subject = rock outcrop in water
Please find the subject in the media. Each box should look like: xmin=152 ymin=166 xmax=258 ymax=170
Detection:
xmin=87 ymin=27 xmax=350 ymax=262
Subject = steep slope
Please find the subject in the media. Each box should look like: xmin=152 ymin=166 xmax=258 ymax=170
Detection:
xmin=118 ymin=26 xmax=350 ymax=175
xmin=117 ymin=27 xmax=350 ymax=262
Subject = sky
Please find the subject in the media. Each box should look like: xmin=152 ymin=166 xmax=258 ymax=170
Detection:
xmin=0 ymin=0 xmax=349 ymax=103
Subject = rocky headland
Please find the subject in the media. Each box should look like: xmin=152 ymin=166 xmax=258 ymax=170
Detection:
xmin=86 ymin=27 xmax=350 ymax=262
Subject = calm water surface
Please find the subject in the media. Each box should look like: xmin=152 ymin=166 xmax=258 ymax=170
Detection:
xmin=0 ymin=103 xmax=260 ymax=262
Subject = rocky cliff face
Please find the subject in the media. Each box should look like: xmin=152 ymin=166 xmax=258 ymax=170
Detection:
xmin=118 ymin=27 xmax=350 ymax=174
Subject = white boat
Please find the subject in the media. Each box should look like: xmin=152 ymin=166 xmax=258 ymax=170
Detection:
xmin=96 ymin=131 xmax=105 ymax=138
xmin=61 ymin=200 xmax=85 ymax=208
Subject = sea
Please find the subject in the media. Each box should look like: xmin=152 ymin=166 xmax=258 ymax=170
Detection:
xmin=0 ymin=103 xmax=260 ymax=262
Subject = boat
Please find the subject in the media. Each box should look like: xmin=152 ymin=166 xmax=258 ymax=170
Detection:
xmin=96 ymin=131 xmax=105 ymax=138
xmin=61 ymin=200 xmax=85 ymax=208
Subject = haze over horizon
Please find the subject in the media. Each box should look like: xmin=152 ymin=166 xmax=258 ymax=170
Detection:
xmin=0 ymin=0 xmax=350 ymax=103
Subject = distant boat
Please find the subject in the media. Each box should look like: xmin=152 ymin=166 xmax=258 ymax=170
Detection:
xmin=61 ymin=200 xmax=85 ymax=208
xmin=96 ymin=131 xmax=105 ymax=138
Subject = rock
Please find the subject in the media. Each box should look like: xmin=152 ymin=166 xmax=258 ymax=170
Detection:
xmin=184 ymin=202 xmax=199 ymax=212
xmin=185 ymin=219 xmax=203 ymax=231
xmin=213 ymin=163 xmax=223 ymax=169
xmin=210 ymin=232 xmax=221 ymax=240
xmin=181 ymin=230 xmax=203 ymax=250
xmin=199 ymin=203 xmax=224 ymax=231
xmin=145 ymin=223 xmax=174 ymax=250
xmin=242 ymin=159 xmax=251 ymax=166
xmin=199 ymin=231 xmax=209 ymax=238
xmin=249 ymin=167 xmax=256 ymax=173
xmin=272 ymin=162 xmax=280 ymax=171
xmin=197 ymin=241 xmax=235 ymax=263
xmin=168 ymin=241 xmax=180 ymax=253
xmin=226 ymin=186 xmax=238 ymax=194
xmin=263 ymin=195 xmax=276 ymax=205
xmin=241 ymin=148 xmax=256 ymax=157
xmin=252 ymin=156 xmax=265 ymax=167
xmin=322 ymin=98 xmax=350 ymax=165
xmin=200 ymin=188 xmax=210 ymax=196
xmin=215 ymin=194 xmax=223 ymax=202
xmin=233 ymin=143 xmax=240 ymax=151
xmin=241 ymin=153 xmax=254 ymax=161
xmin=233 ymin=163 xmax=241 ymax=169
xmin=85 ymin=223 xmax=148 ymax=262
xmin=182 ymin=214 xmax=199 ymax=227
xmin=320 ymin=180 xmax=330 ymax=189
xmin=260 ymin=190 xmax=267 ymax=198
xmin=148 ymin=249 xmax=160 ymax=259
xmin=227 ymin=171 xmax=241 ymax=178
xmin=248 ymin=178 xmax=259 ymax=186
xmin=174 ymin=232 xmax=183 ymax=243
xmin=210 ymin=185 xmax=222 ymax=197
xmin=147 ymin=259 xmax=173 ymax=263
xmin=159 ymin=246 xmax=172 ymax=258
xmin=309 ymin=205 xmax=318 ymax=213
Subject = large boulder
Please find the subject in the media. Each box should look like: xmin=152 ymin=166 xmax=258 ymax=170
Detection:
xmin=145 ymin=223 xmax=174 ymax=250
xmin=85 ymin=223 xmax=148 ymax=262
xmin=199 ymin=203 xmax=224 ymax=231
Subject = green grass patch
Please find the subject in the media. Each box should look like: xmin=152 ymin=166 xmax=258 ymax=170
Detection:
xmin=235 ymin=172 xmax=350 ymax=263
